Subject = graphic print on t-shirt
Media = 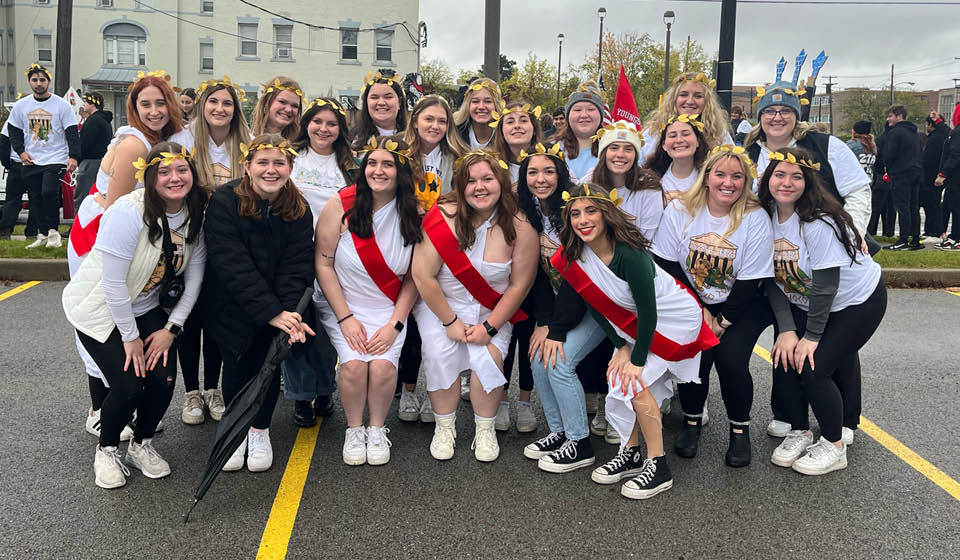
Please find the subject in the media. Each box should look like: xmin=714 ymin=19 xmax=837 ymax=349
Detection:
xmin=774 ymin=237 xmax=811 ymax=297
xmin=539 ymin=233 xmax=562 ymax=290
xmin=212 ymin=162 xmax=232 ymax=186
xmin=28 ymin=108 xmax=53 ymax=142
xmin=686 ymin=232 xmax=738 ymax=294
xmin=416 ymin=171 xmax=442 ymax=211
xmin=143 ymin=229 xmax=185 ymax=293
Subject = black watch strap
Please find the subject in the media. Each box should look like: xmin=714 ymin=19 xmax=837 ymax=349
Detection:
xmin=393 ymin=320 xmax=404 ymax=332
xmin=483 ymin=320 xmax=498 ymax=336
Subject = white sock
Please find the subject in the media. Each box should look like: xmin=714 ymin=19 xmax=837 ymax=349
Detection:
xmin=434 ymin=411 xmax=455 ymax=421
xmin=475 ymin=414 xmax=495 ymax=423
xmin=517 ymin=401 xmax=531 ymax=408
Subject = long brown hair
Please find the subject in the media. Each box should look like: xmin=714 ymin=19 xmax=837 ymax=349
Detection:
xmin=127 ymin=75 xmax=183 ymax=146
xmin=292 ymin=99 xmax=357 ymax=181
xmin=191 ymin=83 xmax=251 ymax=189
xmin=852 ymin=132 xmax=876 ymax=155
xmin=558 ymin=183 xmax=650 ymax=263
xmin=235 ymin=133 xmax=306 ymax=222
xmin=348 ymin=137 xmax=422 ymax=245
xmin=645 ymin=120 xmax=709 ymax=175
xmin=251 ymin=76 xmax=302 ymax=140
xmin=438 ymin=151 xmax=518 ymax=250
xmin=491 ymin=100 xmax=544 ymax=165
xmin=141 ymin=141 xmax=206 ymax=244
xmin=351 ymin=75 xmax=408 ymax=150
xmin=591 ymin=144 xmax=661 ymax=192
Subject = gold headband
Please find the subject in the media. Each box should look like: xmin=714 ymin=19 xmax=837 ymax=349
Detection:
xmin=240 ymin=140 xmax=298 ymax=161
xmin=305 ymin=98 xmax=346 ymax=117
xmin=360 ymin=136 xmax=409 ymax=164
xmin=455 ymin=150 xmax=509 ymax=171
xmin=24 ymin=63 xmax=51 ymax=80
xmin=489 ymin=103 xmax=543 ymax=128
xmin=129 ymin=70 xmax=173 ymax=91
xmin=753 ymin=85 xmax=810 ymax=105
xmin=769 ymin=151 xmax=821 ymax=171
xmin=263 ymin=78 xmax=304 ymax=102
xmin=561 ymin=183 xmax=623 ymax=208
xmin=676 ymin=72 xmax=716 ymax=89
xmin=198 ymin=75 xmax=248 ymax=103
xmin=590 ymin=121 xmax=643 ymax=144
xmin=132 ymin=146 xmax=194 ymax=182
xmin=709 ymin=144 xmax=758 ymax=179
xmin=467 ymin=79 xmax=503 ymax=100
xmin=664 ymin=113 xmax=705 ymax=132
xmin=362 ymin=70 xmax=399 ymax=93
xmin=518 ymin=142 xmax=564 ymax=163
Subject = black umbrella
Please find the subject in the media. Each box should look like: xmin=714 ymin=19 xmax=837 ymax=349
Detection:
xmin=184 ymin=287 xmax=314 ymax=523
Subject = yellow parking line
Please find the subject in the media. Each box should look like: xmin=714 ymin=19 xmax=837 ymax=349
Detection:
xmin=752 ymin=345 xmax=960 ymax=502
xmin=0 ymin=281 xmax=41 ymax=302
xmin=945 ymin=288 xmax=960 ymax=297
xmin=256 ymin=420 xmax=323 ymax=560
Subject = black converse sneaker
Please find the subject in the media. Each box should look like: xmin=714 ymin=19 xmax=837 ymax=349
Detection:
xmin=591 ymin=445 xmax=645 ymax=484
xmin=621 ymin=455 xmax=673 ymax=500
xmin=537 ymin=438 xmax=596 ymax=473
xmin=523 ymin=431 xmax=566 ymax=460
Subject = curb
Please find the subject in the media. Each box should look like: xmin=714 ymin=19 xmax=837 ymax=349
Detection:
xmin=2 ymin=259 xmax=960 ymax=289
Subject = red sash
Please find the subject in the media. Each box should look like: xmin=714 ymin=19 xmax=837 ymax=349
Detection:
xmin=422 ymin=205 xmax=527 ymax=324
xmin=68 ymin=182 xmax=103 ymax=257
xmin=338 ymin=185 xmax=402 ymax=303
xmin=551 ymin=249 xmax=718 ymax=361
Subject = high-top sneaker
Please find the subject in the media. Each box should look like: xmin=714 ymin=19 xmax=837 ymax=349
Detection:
xmin=523 ymin=431 xmax=566 ymax=460
xmin=537 ymin=437 xmax=595 ymax=473
xmin=430 ymin=414 xmax=456 ymax=460
xmin=620 ymin=455 xmax=673 ymax=500
xmin=592 ymin=444 xmax=645 ymax=484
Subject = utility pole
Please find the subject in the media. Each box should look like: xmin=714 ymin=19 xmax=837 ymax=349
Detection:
xmin=483 ymin=0 xmax=500 ymax=81
xmin=716 ymin=0 xmax=737 ymax=111
xmin=556 ymin=34 xmax=564 ymax=107
xmin=825 ymin=75 xmax=836 ymax=135
xmin=54 ymin=0 xmax=73 ymax=96
xmin=417 ymin=22 xmax=427 ymax=74
xmin=683 ymin=36 xmax=692 ymax=73
xmin=889 ymin=63 xmax=894 ymax=105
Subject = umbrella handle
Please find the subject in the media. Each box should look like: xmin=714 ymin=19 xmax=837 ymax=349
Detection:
xmin=295 ymin=287 xmax=315 ymax=315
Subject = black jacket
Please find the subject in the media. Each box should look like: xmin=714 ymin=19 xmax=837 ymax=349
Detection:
xmin=939 ymin=124 xmax=960 ymax=189
xmin=202 ymin=180 xmax=315 ymax=360
xmin=880 ymin=120 xmax=922 ymax=178
xmin=79 ymin=110 xmax=114 ymax=161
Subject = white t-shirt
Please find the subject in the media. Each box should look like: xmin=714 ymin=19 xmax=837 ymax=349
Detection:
xmin=168 ymin=126 xmax=237 ymax=186
xmin=468 ymin=125 xmax=492 ymax=149
xmin=661 ymin=162 xmax=698 ymax=202
xmin=753 ymin=135 xmax=869 ymax=197
xmin=772 ymin=208 xmax=881 ymax=312
xmin=8 ymin=93 xmax=78 ymax=165
xmin=422 ymin=145 xmax=445 ymax=192
xmin=292 ymin=148 xmax=348 ymax=229
xmin=651 ymin=200 xmax=774 ymax=304
xmin=618 ymin=187 xmax=665 ymax=241
xmin=565 ymin=144 xmax=599 ymax=182
xmin=509 ymin=162 xmax=520 ymax=185
xmin=376 ymin=126 xmax=396 ymax=137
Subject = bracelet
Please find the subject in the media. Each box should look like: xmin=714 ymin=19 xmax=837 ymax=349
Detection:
xmin=442 ymin=314 xmax=458 ymax=327
xmin=336 ymin=313 xmax=354 ymax=325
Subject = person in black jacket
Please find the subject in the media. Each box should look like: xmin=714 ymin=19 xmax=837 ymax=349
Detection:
xmin=75 ymin=92 xmax=114 ymax=212
xmin=936 ymin=120 xmax=960 ymax=249
xmin=922 ymin=113 xmax=951 ymax=239
xmin=203 ymin=133 xmax=316 ymax=474
xmin=880 ymin=105 xmax=923 ymax=250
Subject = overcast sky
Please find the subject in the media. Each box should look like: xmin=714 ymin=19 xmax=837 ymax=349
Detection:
xmin=418 ymin=0 xmax=960 ymax=93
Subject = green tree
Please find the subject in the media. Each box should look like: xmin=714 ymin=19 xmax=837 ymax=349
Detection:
xmin=839 ymin=88 xmax=929 ymax=135
xmin=501 ymin=53 xmax=557 ymax=108
xmin=419 ymin=57 xmax=454 ymax=95
xmin=478 ymin=54 xmax=517 ymax=81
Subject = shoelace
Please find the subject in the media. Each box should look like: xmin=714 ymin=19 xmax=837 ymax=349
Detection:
xmin=603 ymin=447 xmax=634 ymax=472
xmin=781 ymin=433 xmax=809 ymax=452
xmin=804 ymin=440 xmax=833 ymax=460
xmin=471 ymin=427 xmax=497 ymax=451
xmin=207 ymin=391 xmax=225 ymax=410
xmin=434 ymin=424 xmax=456 ymax=447
xmin=186 ymin=393 xmax=204 ymax=410
xmin=535 ymin=432 xmax=563 ymax=448
xmin=631 ymin=458 xmax=657 ymax=486
xmin=551 ymin=439 xmax=579 ymax=461
xmin=249 ymin=431 xmax=269 ymax=454
xmin=368 ymin=427 xmax=392 ymax=448
xmin=399 ymin=394 xmax=419 ymax=412
xmin=346 ymin=428 xmax=367 ymax=450
xmin=104 ymin=448 xmax=131 ymax=477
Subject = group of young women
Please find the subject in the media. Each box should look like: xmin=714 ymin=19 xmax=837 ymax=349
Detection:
xmin=60 ymin=68 xmax=885 ymax=500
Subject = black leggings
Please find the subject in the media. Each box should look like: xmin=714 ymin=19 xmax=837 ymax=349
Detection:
xmin=677 ymin=296 xmax=774 ymax=423
xmin=221 ymin=328 xmax=281 ymax=430
xmin=397 ymin=316 xmax=422 ymax=386
xmin=773 ymin=281 xmax=886 ymax=442
xmin=89 ymin=375 xmax=109 ymax=411
xmin=78 ymin=307 xmax=177 ymax=447
xmin=178 ymin=309 xmax=222 ymax=392
xmin=502 ymin=317 xmax=535 ymax=392
xmin=577 ymin=338 xmax=613 ymax=395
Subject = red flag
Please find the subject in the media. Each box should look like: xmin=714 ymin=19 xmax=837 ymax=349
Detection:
xmin=612 ymin=65 xmax=642 ymax=128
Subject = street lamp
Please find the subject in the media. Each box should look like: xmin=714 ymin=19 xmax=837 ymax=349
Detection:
xmin=556 ymin=33 xmax=564 ymax=106
xmin=663 ymin=10 xmax=675 ymax=92
xmin=891 ymin=80 xmax=916 ymax=104
xmin=597 ymin=7 xmax=606 ymax=89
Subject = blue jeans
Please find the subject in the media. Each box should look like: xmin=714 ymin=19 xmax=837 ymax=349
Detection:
xmin=531 ymin=314 xmax=606 ymax=441
xmin=281 ymin=307 xmax=338 ymax=401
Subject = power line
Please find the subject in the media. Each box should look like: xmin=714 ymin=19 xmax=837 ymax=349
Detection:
xmin=834 ymin=59 xmax=958 ymax=79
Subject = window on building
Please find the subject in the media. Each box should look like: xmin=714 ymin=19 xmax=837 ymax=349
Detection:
xmin=201 ymin=0 xmax=214 ymax=13
xmin=238 ymin=23 xmax=257 ymax=57
xmin=200 ymin=42 xmax=213 ymax=71
xmin=940 ymin=95 xmax=955 ymax=118
xmin=35 ymin=0 xmax=51 ymax=5
xmin=97 ymin=0 xmax=114 ymax=7
xmin=340 ymin=28 xmax=357 ymax=60
xmin=114 ymin=93 xmax=129 ymax=126
xmin=35 ymin=34 xmax=52 ymax=63
xmin=274 ymin=25 xmax=292 ymax=59
xmin=374 ymin=29 xmax=393 ymax=62
xmin=103 ymin=23 xmax=146 ymax=66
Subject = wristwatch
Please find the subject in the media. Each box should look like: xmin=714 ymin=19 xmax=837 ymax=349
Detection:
xmin=393 ymin=320 xmax=404 ymax=333
xmin=715 ymin=313 xmax=733 ymax=329
xmin=482 ymin=320 xmax=498 ymax=337
xmin=164 ymin=322 xmax=183 ymax=337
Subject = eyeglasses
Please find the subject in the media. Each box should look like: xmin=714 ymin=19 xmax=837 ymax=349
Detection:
xmin=761 ymin=108 xmax=794 ymax=119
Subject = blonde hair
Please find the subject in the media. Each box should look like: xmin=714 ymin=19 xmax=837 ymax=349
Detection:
xmin=679 ymin=150 xmax=762 ymax=239
xmin=404 ymin=95 xmax=467 ymax=161
xmin=191 ymin=83 xmax=251 ymax=190
xmin=743 ymin=119 xmax=814 ymax=150
xmin=251 ymin=76 xmax=302 ymax=140
xmin=453 ymin=77 xmax=504 ymax=128
xmin=645 ymin=74 xmax=729 ymax=149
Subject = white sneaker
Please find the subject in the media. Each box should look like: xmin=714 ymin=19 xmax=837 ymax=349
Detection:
xmin=494 ymin=401 xmax=510 ymax=431
xmin=584 ymin=392 xmax=599 ymax=415
xmin=181 ymin=390 xmax=205 ymax=425
xmin=366 ymin=426 xmax=392 ymax=466
xmin=604 ymin=426 xmax=621 ymax=445
xmin=45 ymin=228 xmax=62 ymax=248
xmin=94 ymin=445 xmax=129 ymax=489
xmin=842 ymin=427 xmax=855 ymax=446
xmin=398 ymin=390 xmax=420 ymax=422
xmin=516 ymin=402 xmax=537 ymax=433
xmin=767 ymin=419 xmax=792 ymax=438
xmin=222 ymin=435 xmax=246 ymax=472
xmin=343 ymin=427 xmax=367 ymax=465
xmin=770 ymin=429 xmax=814 ymax=467
xmin=203 ymin=388 xmax=226 ymax=421
xmin=419 ymin=397 xmax=435 ymax=423
xmin=472 ymin=417 xmax=500 ymax=462
xmin=247 ymin=428 xmax=273 ymax=472
xmin=590 ymin=400 xmax=608 ymax=437
xmin=430 ymin=415 xmax=457 ymax=460
xmin=792 ymin=437 xmax=847 ymax=476
xmin=25 ymin=233 xmax=47 ymax=249
xmin=85 ymin=408 xmax=133 ymax=441
xmin=125 ymin=438 xmax=171 ymax=478
xmin=460 ymin=376 xmax=470 ymax=401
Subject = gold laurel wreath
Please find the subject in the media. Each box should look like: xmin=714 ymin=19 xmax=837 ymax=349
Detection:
xmin=132 ymin=146 xmax=194 ymax=182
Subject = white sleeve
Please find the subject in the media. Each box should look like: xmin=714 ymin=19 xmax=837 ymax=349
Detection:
xmin=651 ymin=202 xmax=683 ymax=261
xmin=737 ymin=120 xmax=753 ymax=135
xmin=841 ymin=185 xmax=871 ymax=236
xmin=60 ymin=100 xmax=79 ymax=128
xmin=803 ymin=217 xmax=853 ymax=270
xmin=166 ymin=232 xmax=206 ymax=327
xmin=7 ymin=103 xmax=24 ymax=130
xmin=828 ymin=135 xmax=870 ymax=198
xmin=639 ymin=129 xmax=658 ymax=166
xmin=100 ymin=251 xmax=139 ymax=342
xmin=96 ymin=199 xmax=144 ymax=259
xmin=735 ymin=210 xmax=775 ymax=280
xmin=722 ymin=130 xmax=735 ymax=145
